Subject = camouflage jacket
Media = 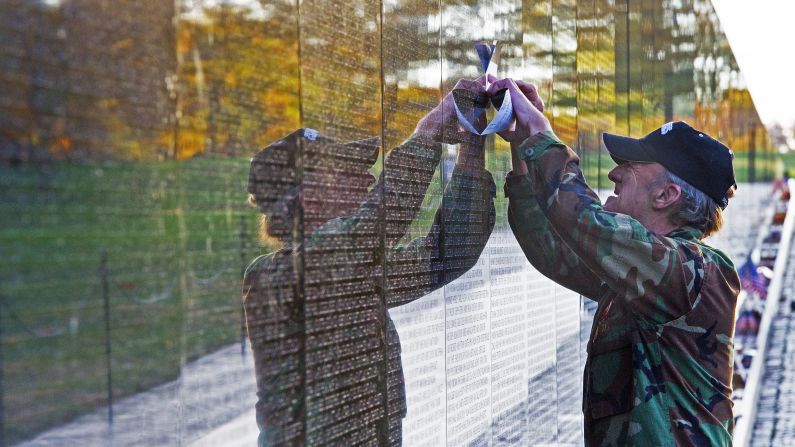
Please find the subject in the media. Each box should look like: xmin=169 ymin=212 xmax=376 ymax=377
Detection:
xmin=243 ymin=135 xmax=496 ymax=446
xmin=504 ymin=131 xmax=740 ymax=446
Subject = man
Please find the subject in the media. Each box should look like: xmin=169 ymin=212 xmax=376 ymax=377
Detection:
xmin=244 ymin=79 xmax=495 ymax=446
xmin=489 ymin=78 xmax=740 ymax=446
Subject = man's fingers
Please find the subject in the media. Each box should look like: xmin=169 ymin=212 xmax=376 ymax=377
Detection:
xmin=514 ymin=80 xmax=544 ymax=112
xmin=504 ymin=79 xmax=535 ymax=112
xmin=487 ymin=78 xmax=545 ymax=113
xmin=488 ymin=79 xmax=529 ymax=109
xmin=485 ymin=78 xmax=512 ymax=96
xmin=453 ymin=78 xmax=486 ymax=93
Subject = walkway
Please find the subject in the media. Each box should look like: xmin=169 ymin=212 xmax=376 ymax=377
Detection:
xmin=750 ymin=245 xmax=795 ymax=446
xmin=16 ymin=344 xmax=258 ymax=446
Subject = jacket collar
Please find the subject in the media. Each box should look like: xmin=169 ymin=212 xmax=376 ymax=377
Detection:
xmin=665 ymin=225 xmax=702 ymax=241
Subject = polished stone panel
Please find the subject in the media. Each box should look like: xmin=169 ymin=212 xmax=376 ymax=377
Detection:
xmin=0 ymin=0 xmax=775 ymax=445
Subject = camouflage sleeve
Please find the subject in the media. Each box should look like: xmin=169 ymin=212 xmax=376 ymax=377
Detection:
xmin=306 ymin=135 xmax=444 ymax=247
xmin=516 ymin=131 xmax=702 ymax=323
xmin=504 ymin=173 xmax=602 ymax=299
xmin=336 ymin=135 xmax=443 ymax=244
xmin=386 ymin=167 xmax=496 ymax=308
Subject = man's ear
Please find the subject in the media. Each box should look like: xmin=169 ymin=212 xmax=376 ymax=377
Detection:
xmin=652 ymin=182 xmax=681 ymax=210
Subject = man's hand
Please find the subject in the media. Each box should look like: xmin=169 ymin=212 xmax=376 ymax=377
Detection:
xmin=486 ymin=78 xmax=551 ymax=143
xmin=414 ymin=78 xmax=487 ymax=144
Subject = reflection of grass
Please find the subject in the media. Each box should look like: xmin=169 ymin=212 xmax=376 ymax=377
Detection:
xmin=780 ymin=151 xmax=795 ymax=176
xmin=579 ymin=148 xmax=614 ymax=191
xmin=0 ymin=159 xmax=263 ymax=444
xmin=731 ymin=151 xmax=777 ymax=183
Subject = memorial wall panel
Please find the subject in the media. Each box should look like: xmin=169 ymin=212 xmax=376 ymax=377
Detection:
xmin=438 ymin=6 xmax=489 ymax=446
xmin=0 ymin=0 xmax=777 ymax=446
xmin=382 ymin=1 xmax=447 ymax=446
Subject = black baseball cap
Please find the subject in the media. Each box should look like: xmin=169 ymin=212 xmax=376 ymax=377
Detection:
xmin=602 ymin=121 xmax=736 ymax=209
xmin=248 ymin=128 xmax=379 ymax=205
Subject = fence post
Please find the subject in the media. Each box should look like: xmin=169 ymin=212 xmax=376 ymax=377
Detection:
xmin=239 ymin=215 xmax=247 ymax=356
xmin=0 ymin=289 xmax=5 ymax=447
xmin=100 ymin=250 xmax=113 ymax=426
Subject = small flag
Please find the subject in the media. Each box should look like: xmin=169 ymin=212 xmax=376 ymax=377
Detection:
xmin=474 ymin=42 xmax=495 ymax=73
xmin=738 ymin=256 xmax=767 ymax=299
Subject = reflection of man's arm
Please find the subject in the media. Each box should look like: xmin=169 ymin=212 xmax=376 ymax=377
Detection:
xmin=379 ymin=78 xmax=488 ymax=248
xmin=310 ymin=79 xmax=489 ymax=248
xmin=385 ymin=137 xmax=496 ymax=308
xmin=505 ymin=171 xmax=602 ymax=299
xmin=306 ymin=133 xmax=445 ymax=246
xmin=381 ymin=135 xmax=446 ymax=248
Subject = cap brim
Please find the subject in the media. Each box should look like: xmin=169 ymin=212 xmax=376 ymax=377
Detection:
xmin=602 ymin=132 xmax=654 ymax=164
xmin=341 ymin=136 xmax=380 ymax=167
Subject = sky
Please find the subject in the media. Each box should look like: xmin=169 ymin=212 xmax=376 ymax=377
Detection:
xmin=711 ymin=0 xmax=795 ymax=129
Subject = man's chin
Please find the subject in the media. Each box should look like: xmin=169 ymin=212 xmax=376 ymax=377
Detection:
xmin=604 ymin=196 xmax=617 ymax=213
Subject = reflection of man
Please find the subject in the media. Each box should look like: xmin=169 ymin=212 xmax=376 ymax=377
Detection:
xmin=243 ymin=79 xmax=496 ymax=446
xmin=490 ymin=78 xmax=740 ymax=445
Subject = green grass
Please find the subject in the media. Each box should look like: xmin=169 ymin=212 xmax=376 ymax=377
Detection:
xmin=778 ymin=150 xmax=795 ymax=178
xmin=0 ymin=158 xmax=264 ymax=444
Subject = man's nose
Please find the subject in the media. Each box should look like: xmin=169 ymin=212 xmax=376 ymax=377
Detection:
xmin=607 ymin=165 xmax=621 ymax=183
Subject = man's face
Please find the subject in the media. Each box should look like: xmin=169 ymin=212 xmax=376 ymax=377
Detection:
xmin=604 ymin=160 xmax=667 ymax=217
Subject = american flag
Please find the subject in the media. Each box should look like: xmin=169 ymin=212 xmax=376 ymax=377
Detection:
xmin=738 ymin=255 xmax=768 ymax=299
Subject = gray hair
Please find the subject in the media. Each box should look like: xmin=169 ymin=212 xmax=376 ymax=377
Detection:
xmin=662 ymin=170 xmax=724 ymax=237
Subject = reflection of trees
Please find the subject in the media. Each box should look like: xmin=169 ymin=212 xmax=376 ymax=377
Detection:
xmin=0 ymin=0 xmax=775 ymax=167
xmin=68 ymin=0 xmax=175 ymax=160
xmin=550 ymin=0 xmax=578 ymax=147
xmin=574 ymin=0 xmax=616 ymax=188
xmin=688 ymin=0 xmax=771 ymax=171
xmin=297 ymin=0 xmax=384 ymax=142
xmin=175 ymin=1 xmax=300 ymax=158
xmin=381 ymin=0 xmax=443 ymax=148
xmin=1 ymin=0 xmax=305 ymax=161
xmin=607 ymin=0 xmax=772 ymax=170
xmin=0 ymin=0 xmax=174 ymax=161
xmin=0 ymin=2 xmax=69 ymax=162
